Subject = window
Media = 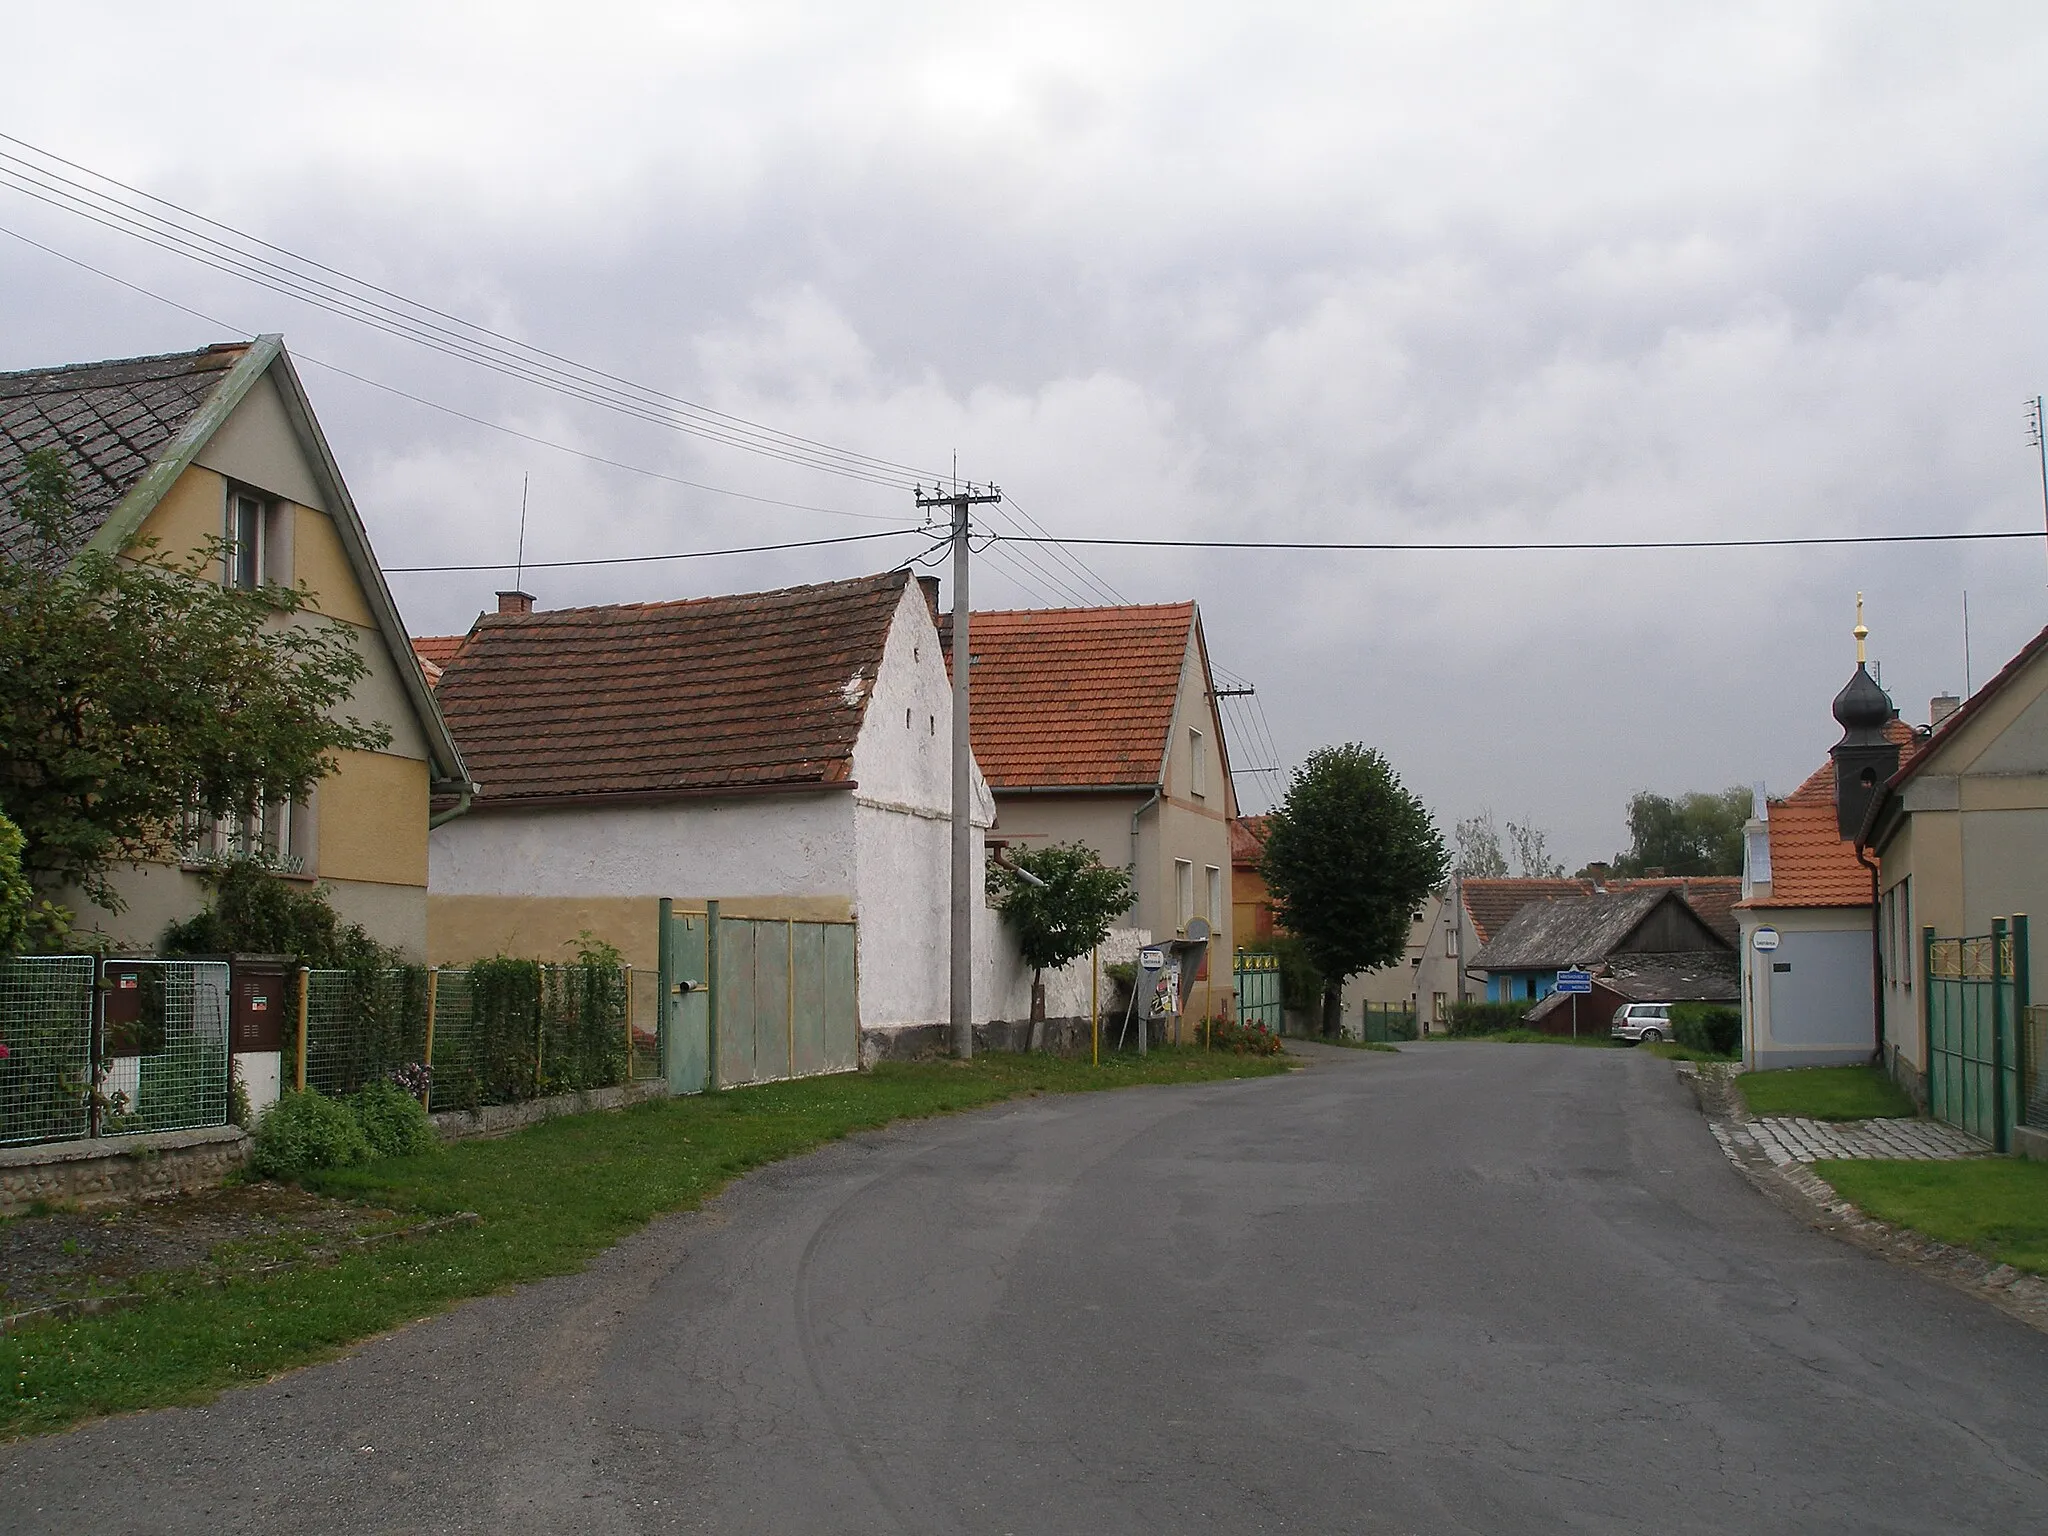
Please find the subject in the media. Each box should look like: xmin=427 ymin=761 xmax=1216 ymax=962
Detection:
xmin=227 ymin=492 xmax=265 ymax=589
xmin=1175 ymin=860 xmax=1194 ymax=927
xmin=1446 ymin=926 xmax=1458 ymax=956
xmin=182 ymin=793 xmax=314 ymax=875
xmin=1205 ymin=865 xmax=1221 ymax=925
xmin=1189 ymin=728 xmax=1207 ymax=798
xmin=1432 ymin=992 xmax=1447 ymax=1023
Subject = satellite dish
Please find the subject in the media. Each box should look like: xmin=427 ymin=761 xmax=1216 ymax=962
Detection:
xmin=1183 ymin=916 xmax=1212 ymax=943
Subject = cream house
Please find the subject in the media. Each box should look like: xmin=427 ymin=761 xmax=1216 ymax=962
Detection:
xmin=0 ymin=336 xmax=468 ymax=956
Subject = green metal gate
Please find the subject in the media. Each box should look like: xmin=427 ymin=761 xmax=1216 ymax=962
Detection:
xmin=1924 ymin=915 xmax=2027 ymax=1152
xmin=1235 ymin=951 xmax=1282 ymax=1034
xmin=659 ymin=901 xmax=859 ymax=1094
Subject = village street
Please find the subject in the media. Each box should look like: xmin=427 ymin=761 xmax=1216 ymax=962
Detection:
xmin=7 ymin=1044 xmax=2048 ymax=1533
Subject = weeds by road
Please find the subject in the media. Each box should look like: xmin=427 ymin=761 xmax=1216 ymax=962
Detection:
xmin=1739 ymin=1065 xmax=1915 ymax=1121
xmin=1817 ymin=1159 xmax=2048 ymax=1277
xmin=1 ymin=1048 xmax=1285 ymax=1441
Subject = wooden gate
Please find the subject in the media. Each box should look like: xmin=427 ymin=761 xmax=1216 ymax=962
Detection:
xmin=658 ymin=901 xmax=859 ymax=1094
xmin=1923 ymin=914 xmax=2027 ymax=1152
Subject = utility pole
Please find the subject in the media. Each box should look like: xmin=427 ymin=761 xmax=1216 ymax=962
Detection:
xmin=917 ymin=480 xmax=1002 ymax=1058
xmin=2030 ymin=398 xmax=2048 ymax=582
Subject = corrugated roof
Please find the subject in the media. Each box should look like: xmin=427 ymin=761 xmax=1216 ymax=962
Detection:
xmin=1469 ymin=887 xmax=1727 ymax=973
xmin=0 ymin=342 xmax=248 ymax=564
xmin=433 ymin=572 xmax=911 ymax=804
xmin=940 ymin=603 xmax=1195 ymax=788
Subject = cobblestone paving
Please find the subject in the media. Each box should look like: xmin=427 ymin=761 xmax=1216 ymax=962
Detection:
xmin=1714 ymin=1113 xmax=1985 ymax=1166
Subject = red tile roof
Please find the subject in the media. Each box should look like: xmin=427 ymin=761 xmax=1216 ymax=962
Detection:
xmin=433 ymin=572 xmax=912 ymax=804
xmin=1460 ymin=879 xmax=1590 ymax=944
xmin=412 ymin=635 xmax=466 ymax=687
xmin=1747 ymin=720 xmax=1920 ymax=908
xmin=1231 ymin=815 xmax=1270 ymax=866
xmin=943 ymin=603 xmax=1198 ymax=788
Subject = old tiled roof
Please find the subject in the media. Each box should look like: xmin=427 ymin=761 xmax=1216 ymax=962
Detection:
xmin=941 ymin=603 xmax=1196 ymax=788
xmin=1459 ymin=879 xmax=1589 ymax=943
xmin=412 ymin=635 xmax=466 ymax=686
xmin=433 ymin=572 xmax=911 ymax=804
xmin=1745 ymin=720 xmax=1921 ymax=909
xmin=1470 ymin=888 xmax=1727 ymax=973
xmin=1231 ymin=815 xmax=1269 ymax=866
xmin=0 ymin=342 xmax=248 ymax=563
xmin=1619 ymin=876 xmax=1742 ymax=946
xmin=1601 ymin=950 xmax=1740 ymax=1003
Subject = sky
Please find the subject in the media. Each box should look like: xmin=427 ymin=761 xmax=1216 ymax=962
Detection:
xmin=6 ymin=1 xmax=2048 ymax=867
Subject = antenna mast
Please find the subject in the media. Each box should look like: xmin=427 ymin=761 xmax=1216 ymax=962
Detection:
xmin=514 ymin=472 xmax=529 ymax=592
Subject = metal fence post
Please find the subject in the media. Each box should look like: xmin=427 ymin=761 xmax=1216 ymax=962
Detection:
xmin=2017 ymin=914 xmax=2033 ymax=1141
xmin=534 ymin=966 xmax=547 ymax=1098
xmin=706 ymin=899 xmax=722 ymax=1092
xmin=422 ymin=967 xmax=439 ymax=1108
xmin=294 ymin=966 xmax=310 ymax=1093
xmin=623 ymin=963 xmax=635 ymax=1080
xmin=1994 ymin=917 xmax=2012 ymax=1153
xmin=787 ymin=917 xmax=796 ymax=1077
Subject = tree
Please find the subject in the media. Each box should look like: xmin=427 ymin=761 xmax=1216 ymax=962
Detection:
xmin=987 ymin=841 xmax=1135 ymax=1049
xmin=1452 ymin=811 xmax=1508 ymax=878
xmin=0 ymin=449 xmax=391 ymax=923
xmin=1260 ymin=745 xmax=1447 ymax=1036
xmin=0 ymin=810 xmax=35 ymax=957
xmin=1505 ymin=819 xmax=1564 ymax=878
xmin=1610 ymin=787 xmax=1749 ymax=877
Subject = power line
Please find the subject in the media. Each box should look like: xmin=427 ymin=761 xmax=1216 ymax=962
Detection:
xmin=0 ymin=136 xmax=948 ymax=489
xmin=0 ymin=222 xmax=903 ymax=522
xmin=989 ymin=530 xmax=2047 ymax=552
xmin=383 ymin=526 xmax=924 ymax=574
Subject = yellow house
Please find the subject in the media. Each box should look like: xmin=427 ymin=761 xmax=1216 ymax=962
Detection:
xmin=0 ymin=336 xmax=468 ymax=956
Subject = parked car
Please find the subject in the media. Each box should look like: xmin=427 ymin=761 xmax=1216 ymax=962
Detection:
xmin=1611 ymin=1002 xmax=1673 ymax=1043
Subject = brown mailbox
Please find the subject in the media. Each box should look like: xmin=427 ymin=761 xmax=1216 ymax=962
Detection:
xmin=232 ymin=963 xmax=290 ymax=1053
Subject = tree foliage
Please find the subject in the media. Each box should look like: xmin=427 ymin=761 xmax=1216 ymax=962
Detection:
xmin=0 ymin=448 xmax=390 ymax=917
xmin=160 ymin=860 xmax=389 ymax=967
xmin=1611 ymin=786 xmax=1749 ymax=877
xmin=1451 ymin=811 xmax=1508 ymax=878
xmin=1260 ymin=744 xmax=1447 ymax=1033
xmin=1505 ymin=820 xmax=1564 ymax=878
xmin=987 ymin=841 xmax=1135 ymax=976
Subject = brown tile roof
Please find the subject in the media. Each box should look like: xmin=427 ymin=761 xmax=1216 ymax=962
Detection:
xmin=1231 ymin=814 xmax=1269 ymax=866
xmin=1745 ymin=719 xmax=1921 ymax=909
xmin=0 ymin=342 xmax=248 ymax=563
xmin=411 ymin=635 xmax=467 ymax=686
xmin=941 ymin=603 xmax=1198 ymax=788
xmin=1461 ymin=875 xmax=1742 ymax=946
xmin=433 ymin=572 xmax=912 ymax=804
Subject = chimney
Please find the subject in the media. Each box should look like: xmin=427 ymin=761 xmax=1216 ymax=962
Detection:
xmin=1930 ymin=693 xmax=1961 ymax=730
xmin=496 ymin=590 xmax=535 ymax=617
xmin=917 ymin=575 xmax=941 ymax=624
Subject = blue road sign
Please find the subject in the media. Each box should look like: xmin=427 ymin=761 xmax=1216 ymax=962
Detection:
xmin=1555 ymin=969 xmax=1594 ymax=994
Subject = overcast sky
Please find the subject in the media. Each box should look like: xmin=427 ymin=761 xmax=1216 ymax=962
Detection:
xmin=7 ymin=2 xmax=2048 ymax=866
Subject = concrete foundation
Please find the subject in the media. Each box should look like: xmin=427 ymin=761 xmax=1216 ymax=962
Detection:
xmin=0 ymin=1126 xmax=251 ymax=1215
xmin=430 ymin=1079 xmax=669 ymax=1139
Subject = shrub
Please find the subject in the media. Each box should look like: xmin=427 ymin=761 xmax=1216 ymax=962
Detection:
xmin=250 ymin=1088 xmax=371 ymax=1179
xmin=1265 ymin=935 xmax=1325 ymax=1013
xmin=1445 ymin=1000 xmax=1533 ymax=1037
xmin=352 ymin=1079 xmax=438 ymax=1159
xmin=1671 ymin=1002 xmax=1741 ymax=1058
xmin=1204 ymin=1016 xmax=1285 ymax=1056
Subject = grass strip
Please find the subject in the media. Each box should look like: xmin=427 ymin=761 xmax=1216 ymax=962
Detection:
xmin=1642 ymin=1041 xmax=1739 ymax=1064
xmin=1442 ymin=1029 xmax=1616 ymax=1047
xmin=3 ymin=1048 xmax=1285 ymax=1441
xmin=1739 ymin=1065 xmax=1915 ymax=1121
xmin=1815 ymin=1158 xmax=2048 ymax=1276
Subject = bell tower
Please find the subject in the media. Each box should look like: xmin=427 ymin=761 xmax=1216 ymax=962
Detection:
xmin=1831 ymin=593 xmax=1899 ymax=841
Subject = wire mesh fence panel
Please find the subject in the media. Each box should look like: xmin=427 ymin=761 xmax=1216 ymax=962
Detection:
xmin=427 ymin=968 xmax=477 ymax=1113
xmin=2025 ymin=1003 xmax=2048 ymax=1131
xmin=627 ymin=966 xmax=662 ymax=1081
xmin=540 ymin=962 xmax=630 ymax=1093
xmin=100 ymin=961 xmax=230 ymax=1136
xmin=303 ymin=967 xmax=430 ymax=1099
xmin=429 ymin=961 xmax=634 ymax=1110
xmin=0 ymin=956 xmax=96 ymax=1146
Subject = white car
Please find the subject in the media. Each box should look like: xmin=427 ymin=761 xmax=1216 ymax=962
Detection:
xmin=1610 ymin=1002 xmax=1673 ymax=1043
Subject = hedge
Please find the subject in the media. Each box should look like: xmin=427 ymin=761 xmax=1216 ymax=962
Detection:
xmin=1671 ymin=1002 xmax=1741 ymax=1057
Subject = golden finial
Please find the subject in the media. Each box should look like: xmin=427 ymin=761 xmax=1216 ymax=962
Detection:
xmin=1854 ymin=591 xmax=1868 ymax=665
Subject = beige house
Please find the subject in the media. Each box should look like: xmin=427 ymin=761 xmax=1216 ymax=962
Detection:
xmin=0 ymin=337 xmax=468 ymax=957
xmin=945 ymin=598 xmax=1238 ymax=1022
xmin=1863 ymin=623 xmax=2048 ymax=1101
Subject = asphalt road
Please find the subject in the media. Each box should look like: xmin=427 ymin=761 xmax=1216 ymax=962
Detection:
xmin=7 ymin=1042 xmax=2048 ymax=1533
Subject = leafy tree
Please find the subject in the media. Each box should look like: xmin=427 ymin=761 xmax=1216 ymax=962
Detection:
xmin=0 ymin=449 xmax=390 ymax=923
xmin=987 ymin=841 xmax=1135 ymax=1049
xmin=1611 ymin=787 xmax=1750 ymax=877
xmin=1452 ymin=810 xmax=1508 ymax=878
xmin=160 ymin=860 xmax=388 ymax=967
xmin=1260 ymin=745 xmax=1447 ymax=1037
xmin=0 ymin=810 xmax=35 ymax=956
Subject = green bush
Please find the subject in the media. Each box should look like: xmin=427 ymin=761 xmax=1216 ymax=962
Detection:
xmin=1204 ymin=1016 xmax=1285 ymax=1056
xmin=351 ymin=1079 xmax=438 ymax=1159
xmin=1445 ymin=1000 xmax=1532 ymax=1036
xmin=250 ymin=1088 xmax=371 ymax=1179
xmin=1264 ymin=935 xmax=1326 ymax=1012
xmin=1671 ymin=1002 xmax=1741 ymax=1058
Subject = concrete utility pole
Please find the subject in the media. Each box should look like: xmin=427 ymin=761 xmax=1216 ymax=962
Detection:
xmin=917 ymin=481 xmax=1002 ymax=1058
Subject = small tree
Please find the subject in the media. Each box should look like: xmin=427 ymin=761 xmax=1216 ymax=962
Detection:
xmin=1452 ymin=811 xmax=1508 ymax=878
xmin=1261 ymin=745 xmax=1447 ymax=1037
xmin=1505 ymin=819 xmax=1564 ymax=878
xmin=987 ymin=842 xmax=1134 ymax=1050
xmin=1610 ymin=787 xmax=1749 ymax=876
xmin=0 ymin=449 xmax=391 ymax=924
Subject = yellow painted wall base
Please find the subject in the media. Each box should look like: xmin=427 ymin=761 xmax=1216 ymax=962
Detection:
xmin=428 ymin=892 xmax=856 ymax=969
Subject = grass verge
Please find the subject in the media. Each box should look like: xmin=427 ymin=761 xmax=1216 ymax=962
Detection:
xmin=1815 ymin=1158 xmax=2048 ymax=1276
xmin=1642 ymin=1041 xmax=1739 ymax=1064
xmin=2 ymin=1048 xmax=1285 ymax=1441
xmin=1443 ymin=1029 xmax=1616 ymax=1047
xmin=1738 ymin=1065 xmax=1915 ymax=1121
xmin=1302 ymin=1036 xmax=1401 ymax=1052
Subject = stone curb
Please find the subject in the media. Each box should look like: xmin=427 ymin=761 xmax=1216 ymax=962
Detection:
xmin=1676 ymin=1061 xmax=2048 ymax=1335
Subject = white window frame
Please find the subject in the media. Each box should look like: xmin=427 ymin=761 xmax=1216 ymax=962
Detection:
xmin=1175 ymin=859 xmax=1195 ymax=928
xmin=1204 ymin=864 xmax=1222 ymax=925
xmin=1189 ymin=727 xmax=1207 ymax=798
xmin=181 ymin=791 xmax=314 ymax=876
xmin=226 ymin=490 xmax=266 ymax=590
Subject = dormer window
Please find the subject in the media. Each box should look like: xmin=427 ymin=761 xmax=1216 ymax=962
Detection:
xmin=227 ymin=491 xmax=266 ymax=589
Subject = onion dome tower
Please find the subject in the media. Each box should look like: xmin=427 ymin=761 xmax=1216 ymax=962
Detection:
xmin=1831 ymin=593 xmax=1900 ymax=841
